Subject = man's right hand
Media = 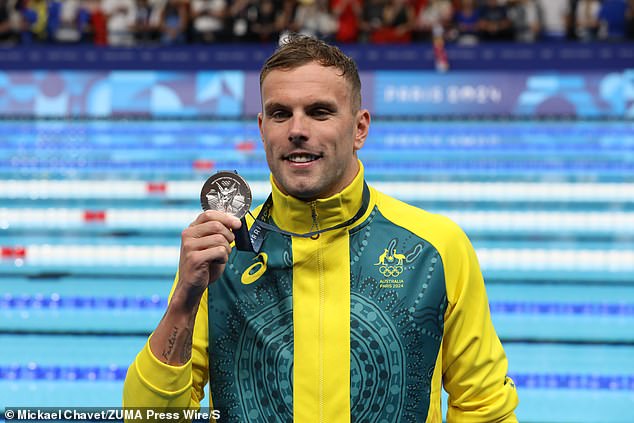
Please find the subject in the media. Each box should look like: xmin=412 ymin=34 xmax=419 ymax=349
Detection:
xmin=173 ymin=210 xmax=242 ymax=308
xmin=149 ymin=211 xmax=241 ymax=366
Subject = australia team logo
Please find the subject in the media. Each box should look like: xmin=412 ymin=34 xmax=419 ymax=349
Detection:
xmin=375 ymin=248 xmax=406 ymax=277
xmin=373 ymin=239 xmax=423 ymax=289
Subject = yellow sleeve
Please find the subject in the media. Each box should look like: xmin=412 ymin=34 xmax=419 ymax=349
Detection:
xmin=373 ymin=190 xmax=518 ymax=421
xmin=122 ymin=274 xmax=209 ymax=411
xmin=440 ymin=220 xmax=519 ymax=422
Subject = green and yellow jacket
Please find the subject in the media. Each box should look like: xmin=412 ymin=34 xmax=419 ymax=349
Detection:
xmin=124 ymin=162 xmax=518 ymax=422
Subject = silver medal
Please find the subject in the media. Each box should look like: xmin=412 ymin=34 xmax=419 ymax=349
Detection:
xmin=200 ymin=171 xmax=252 ymax=219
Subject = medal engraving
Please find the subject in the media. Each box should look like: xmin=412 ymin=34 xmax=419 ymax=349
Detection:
xmin=201 ymin=171 xmax=252 ymax=219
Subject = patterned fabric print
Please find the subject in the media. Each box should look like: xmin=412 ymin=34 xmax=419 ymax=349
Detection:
xmin=349 ymin=210 xmax=448 ymax=422
xmin=208 ymin=233 xmax=294 ymax=422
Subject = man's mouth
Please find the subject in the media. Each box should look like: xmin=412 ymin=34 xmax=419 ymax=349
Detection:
xmin=284 ymin=153 xmax=322 ymax=163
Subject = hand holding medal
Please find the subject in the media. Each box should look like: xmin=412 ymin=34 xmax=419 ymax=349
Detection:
xmin=200 ymin=171 xmax=254 ymax=252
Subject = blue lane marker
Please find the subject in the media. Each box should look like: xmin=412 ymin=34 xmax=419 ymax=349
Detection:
xmin=0 ymin=364 xmax=633 ymax=390
xmin=2 ymin=295 xmax=633 ymax=316
xmin=490 ymin=302 xmax=634 ymax=316
xmin=508 ymin=373 xmax=634 ymax=391
xmin=0 ymin=294 xmax=167 ymax=310
xmin=0 ymin=364 xmax=127 ymax=381
xmin=2 ymin=141 xmax=633 ymax=152
xmin=2 ymin=159 xmax=632 ymax=172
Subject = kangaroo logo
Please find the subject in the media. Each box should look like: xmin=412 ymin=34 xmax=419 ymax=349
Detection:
xmin=374 ymin=239 xmax=422 ymax=281
xmin=375 ymin=249 xmax=389 ymax=265
xmin=375 ymin=248 xmax=404 ymax=277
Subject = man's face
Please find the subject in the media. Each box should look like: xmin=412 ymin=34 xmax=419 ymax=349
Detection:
xmin=258 ymin=62 xmax=370 ymax=201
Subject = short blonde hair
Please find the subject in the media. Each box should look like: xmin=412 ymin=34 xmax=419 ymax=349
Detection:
xmin=260 ymin=34 xmax=362 ymax=111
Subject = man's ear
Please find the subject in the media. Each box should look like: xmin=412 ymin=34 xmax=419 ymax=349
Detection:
xmin=258 ymin=112 xmax=264 ymax=142
xmin=353 ymin=109 xmax=371 ymax=151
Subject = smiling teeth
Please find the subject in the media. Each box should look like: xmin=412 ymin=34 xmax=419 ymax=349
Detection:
xmin=287 ymin=154 xmax=318 ymax=163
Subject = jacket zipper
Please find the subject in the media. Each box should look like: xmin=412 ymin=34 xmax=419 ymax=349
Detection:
xmin=310 ymin=202 xmax=320 ymax=240
xmin=310 ymin=202 xmax=325 ymax=422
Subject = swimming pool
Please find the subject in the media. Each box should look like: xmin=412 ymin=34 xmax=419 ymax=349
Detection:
xmin=1 ymin=119 xmax=633 ymax=422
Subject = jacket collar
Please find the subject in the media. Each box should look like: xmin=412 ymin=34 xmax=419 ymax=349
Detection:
xmin=270 ymin=161 xmax=366 ymax=234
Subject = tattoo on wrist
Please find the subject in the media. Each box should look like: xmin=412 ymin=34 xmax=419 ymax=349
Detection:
xmin=162 ymin=326 xmax=178 ymax=361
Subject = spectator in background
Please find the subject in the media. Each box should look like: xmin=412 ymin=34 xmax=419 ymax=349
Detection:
xmin=190 ymin=0 xmax=226 ymax=43
xmin=536 ymin=0 xmax=569 ymax=40
xmin=291 ymin=0 xmax=338 ymax=42
xmin=77 ymin=0 xmax=94 ymax=42
xmin=598 ymin=0 xmax=628 ymax=40
xmin=358 ymin=0 xmax=385 ymax=42
xmin=370 ymin=0 xmax=414 ymax=43
xmin=478 ymin=0 xmax=513 ymax=41
xmin=134 ymin=0 xmax=161 ymax=44
xmin=0 ymin=0 xmax=15 ymax=44
xmin=250 ymin=0 xmax=279 ymax=42
xmin=453 ymin=0 xmax=480 ymax=44
xmin=22 ymin=0 xmax=49 ymax=42
xmin=627 ymin=0 xmax=634 ymax=39
xmin=158 ymin=0 xmax=187 ymax=44
xmin=566 ymin=0 xmax=578 ymax=39
xmin=411 ymin=0 xmax=428 ymax=18
xmin=507 ymin=0 xmax=540 ymax=43
xmin=331 ymin=0 xmax=362 ymax=42
xmin=85 ymin=0 xmax=107 ymax=45
xmin=574 ymin=0 xmax=600 ymax=41
xmin=51 ymin=0 xmax=91 ymax=43
xmin=102 ymin=0 xmax=137 ymax=46
xmin=414 ymin=0 xmax=452 ymax=41
xmin=226 ymin=0 xmax=258 ymax=42
xmin=275 ymin=0 xmax=299 ymax=42
xmin=46 ymin=0 xmax=60 ymax=39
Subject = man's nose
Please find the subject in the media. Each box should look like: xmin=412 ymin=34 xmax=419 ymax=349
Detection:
xmin=288 ymin=115 xmax=308 ymax=144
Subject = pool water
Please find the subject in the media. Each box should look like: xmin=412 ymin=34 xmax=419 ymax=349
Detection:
xmin=1 ymin=119 xmax=633 ymax=422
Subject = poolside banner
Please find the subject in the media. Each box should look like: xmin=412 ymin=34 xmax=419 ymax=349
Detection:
xmin=0 ymin=71 xmax=244 ymax=118
xmin=373 ymin=72 xmax=517 ymax=116
xmin=0 ymin=69 xmax=632 ymax=118
xmin=372 ymin=71 xmax=634 ymax=118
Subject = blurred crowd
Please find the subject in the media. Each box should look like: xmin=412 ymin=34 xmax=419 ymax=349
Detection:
xmin=0 ymin=0 xmax=633 ymax=46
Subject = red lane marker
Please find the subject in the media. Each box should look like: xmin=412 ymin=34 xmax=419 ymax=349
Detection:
xmin=193 ymin=159 xmax=215 ymax=171
xmin=1 ymin=247 xmax=12 ymax=258
xmin=84 ymin=210 xmax=107 ymax=222
xmin=236 ymin=140 xmax=256 ymax=152
xmin=146 ymin=182 xmax=167 ymax=194
xmin=13 ymin=247 xmax=26 ymax=258
xmin=1 ymin=246 xmax=26 ymax=258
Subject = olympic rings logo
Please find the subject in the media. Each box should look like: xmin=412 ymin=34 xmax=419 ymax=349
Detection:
xmin=379 ymin=265 xmax=403 ymax=277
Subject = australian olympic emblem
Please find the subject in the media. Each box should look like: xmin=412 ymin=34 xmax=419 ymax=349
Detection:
xmin=374 ymin=241 xmax=424 ymax=289
xmin=200 ymin=171 xmax=252 ymax=219
xmin=374 ymin=248 xmax=407 ymax=278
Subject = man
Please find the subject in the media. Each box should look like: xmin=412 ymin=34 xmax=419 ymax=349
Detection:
xmin=123 ymin=34 xmax=519 ymax=422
